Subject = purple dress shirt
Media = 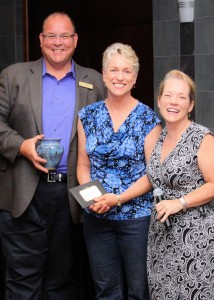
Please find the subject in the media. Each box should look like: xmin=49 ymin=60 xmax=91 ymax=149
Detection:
xmin=42 ymin=59 xmax=76 ymax=173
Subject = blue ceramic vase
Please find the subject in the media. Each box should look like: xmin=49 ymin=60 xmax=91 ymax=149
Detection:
xmin=36 ymin=138 xmax=64 ymax=170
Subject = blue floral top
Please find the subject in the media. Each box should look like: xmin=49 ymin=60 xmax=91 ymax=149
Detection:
xmin=78 ymin=100 xmax=161 ymax=220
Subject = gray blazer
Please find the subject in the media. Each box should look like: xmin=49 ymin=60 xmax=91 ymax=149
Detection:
xmin=0 ymin=58 xmax=106 ymax=224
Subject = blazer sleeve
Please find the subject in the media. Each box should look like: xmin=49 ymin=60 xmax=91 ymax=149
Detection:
xmin=0 ymin=66 xmax=25 ymax=162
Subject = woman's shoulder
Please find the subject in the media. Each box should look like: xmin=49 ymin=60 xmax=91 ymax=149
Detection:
xmin=136 ymin=101 xmax=161 ymax=125
xmin=137 ymin=101 xmax=152 ymax=110
xmin=185 ymin=122 xmax=214 ymax=149
xmin=79 ymin=100 xmax=104 ymax=116
xmin=137 ymin=101 xmax=159 ymax=116
xmin=191 ymin=122 xmax=213 ymax=136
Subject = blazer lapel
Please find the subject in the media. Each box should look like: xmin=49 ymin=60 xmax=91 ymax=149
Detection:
xmin=70 ymin=63 xmax=89 ymax=142
xmin=28 ymin=59 xmax=43 ymax=134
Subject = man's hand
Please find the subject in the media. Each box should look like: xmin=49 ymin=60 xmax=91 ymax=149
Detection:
xmin=19 ymin=134 xmax=48 ymax=173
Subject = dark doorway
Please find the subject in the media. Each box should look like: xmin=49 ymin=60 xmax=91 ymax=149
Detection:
xmin=25 ymin=0 xmax=154 ymax=107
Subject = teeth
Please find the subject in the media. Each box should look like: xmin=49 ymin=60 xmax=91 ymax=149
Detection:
xmin=168 ymin=108 xmax=178 ymax=113
xmin=114 ymin=83 xmax=125 ymax=87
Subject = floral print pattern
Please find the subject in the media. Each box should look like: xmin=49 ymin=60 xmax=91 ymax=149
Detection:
xmin=79 ymin=100 xmax=160 ymax=220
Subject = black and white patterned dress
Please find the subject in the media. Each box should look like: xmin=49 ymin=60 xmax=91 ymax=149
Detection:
xmin=146 ymin=122 xmax=214 ymax=300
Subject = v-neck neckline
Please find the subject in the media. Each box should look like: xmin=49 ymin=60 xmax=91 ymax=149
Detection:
xmin=159 ymin=122 xmax=192 ymax=165
xmin=103 ymin=100 xmax=139 ymax=133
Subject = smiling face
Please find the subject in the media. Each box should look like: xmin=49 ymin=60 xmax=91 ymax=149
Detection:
xmin=158 ymin=78 xmax=194 ymax=125
xmin=102 ymin=53 xmax=137 ymax=98
xmin=39 ymin=14 xmax=78 ymax=71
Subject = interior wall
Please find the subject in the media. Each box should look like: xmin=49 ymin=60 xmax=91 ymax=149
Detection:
xmin=27 ymin=0 xmax=154 ymax=107
xmin=0 ymin=0 xmax=24 ymax=72
xmin=152 ymin=0 xmax=214 ymax=132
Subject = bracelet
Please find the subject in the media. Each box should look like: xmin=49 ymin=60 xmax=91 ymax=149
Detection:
xmin=116 ymin=194 xmax=122 ymax=207
xmin=179 ymin=196 xmax=187 ymax=212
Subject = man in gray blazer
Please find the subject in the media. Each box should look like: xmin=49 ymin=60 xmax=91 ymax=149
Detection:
xmin=0 ymin=12 xmax=106 ymax=299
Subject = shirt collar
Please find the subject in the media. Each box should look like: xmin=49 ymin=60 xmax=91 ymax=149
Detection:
xmin=42 ymin=58 xmax=76 ymax=79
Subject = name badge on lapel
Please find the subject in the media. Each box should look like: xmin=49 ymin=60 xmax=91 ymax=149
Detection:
xmin=79 ymin=81 xmax=93 ymax=90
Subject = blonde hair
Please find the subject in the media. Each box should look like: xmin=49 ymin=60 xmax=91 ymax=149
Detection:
xmin=102 ymin=43 xmax=139 ymax=74
xmin=158 ymin=70 xmax=195 ymax=101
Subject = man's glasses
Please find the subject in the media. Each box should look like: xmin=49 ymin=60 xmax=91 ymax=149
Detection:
xmin=42 ymin=33 xmax=76 ymax=40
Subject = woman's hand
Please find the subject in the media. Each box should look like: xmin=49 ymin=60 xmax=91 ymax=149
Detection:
xmin=156 ymin=199 xmax=183 ymax=223
xmin=89 ymin=193 xmax=118 ymax=214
